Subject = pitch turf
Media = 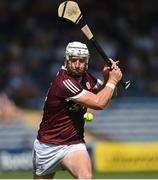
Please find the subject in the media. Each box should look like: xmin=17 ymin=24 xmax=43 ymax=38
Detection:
xmin=0 ymin=170 xmax=158 ymax=179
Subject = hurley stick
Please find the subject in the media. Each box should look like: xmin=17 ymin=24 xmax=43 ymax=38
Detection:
xmin=58 ymin=1 xmax=131 ymax=89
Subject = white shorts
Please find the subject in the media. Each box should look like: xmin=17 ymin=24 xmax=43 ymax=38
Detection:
xmin=32 ymin=139 xmax=87 ymax=176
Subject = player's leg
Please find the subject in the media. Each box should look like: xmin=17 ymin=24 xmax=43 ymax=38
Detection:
xmin=61 ymin=150 xmax=92 ymax=179
xmin=33 ymin=172 xmax=56 ymax=179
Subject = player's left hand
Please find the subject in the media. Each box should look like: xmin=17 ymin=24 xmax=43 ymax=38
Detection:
xmin=102 ymin=58 xmax=120 ymax=83
xmin=109 ymin=58 xmax=120 ymax=70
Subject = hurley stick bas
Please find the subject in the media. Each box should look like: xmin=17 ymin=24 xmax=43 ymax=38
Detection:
xmin=58 ymin=1 xmax=131 ymax=89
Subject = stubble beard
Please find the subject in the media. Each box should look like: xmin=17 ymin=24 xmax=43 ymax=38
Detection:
xmin=67 ymin=66 xmax=86 ymax=78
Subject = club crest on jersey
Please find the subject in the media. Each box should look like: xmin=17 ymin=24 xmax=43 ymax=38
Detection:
xmin=86 ymin=82 xmax=91 ymax=90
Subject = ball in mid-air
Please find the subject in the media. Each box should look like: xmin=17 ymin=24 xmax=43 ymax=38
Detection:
xmin=83 ymin=112 xmax=94 ymax=122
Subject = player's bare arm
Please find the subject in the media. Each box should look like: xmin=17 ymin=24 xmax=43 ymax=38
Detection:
xmin=74 ymin=65 xmax=122 ymax=110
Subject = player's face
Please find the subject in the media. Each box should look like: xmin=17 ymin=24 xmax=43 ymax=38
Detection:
xmin=66 ymin=56 xmax=87 ymax=77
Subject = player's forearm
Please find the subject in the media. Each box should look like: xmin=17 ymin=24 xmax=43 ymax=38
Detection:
xmin=79 ymin=81 xmax=116 ymax=110
xmin=75 ymin=80 xmax=118 ymax=110
xmin=94 ymin=82 xmax=116 ymax=109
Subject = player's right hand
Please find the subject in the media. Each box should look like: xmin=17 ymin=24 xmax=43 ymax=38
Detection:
xmin=102 ymin=65 xmax=110 ymax=81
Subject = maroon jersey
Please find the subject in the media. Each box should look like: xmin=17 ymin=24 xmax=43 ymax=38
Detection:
xmin=37 ymin=66 xmax=101 ymax=145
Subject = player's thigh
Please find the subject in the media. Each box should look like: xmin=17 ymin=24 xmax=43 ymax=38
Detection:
xmin=61 ymin=150 xmax=92 ymax=178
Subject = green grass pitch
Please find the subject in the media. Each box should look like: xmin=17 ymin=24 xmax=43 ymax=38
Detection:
xmin=0 ymin=170 xmax=158 ymax=179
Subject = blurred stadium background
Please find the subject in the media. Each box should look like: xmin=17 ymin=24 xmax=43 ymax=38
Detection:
xmin=0 ymin=0 xmax=158 ymax=179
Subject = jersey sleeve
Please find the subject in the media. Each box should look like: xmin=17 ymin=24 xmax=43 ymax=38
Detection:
xmin=55 ymin=78 xmax=86 ymax=100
